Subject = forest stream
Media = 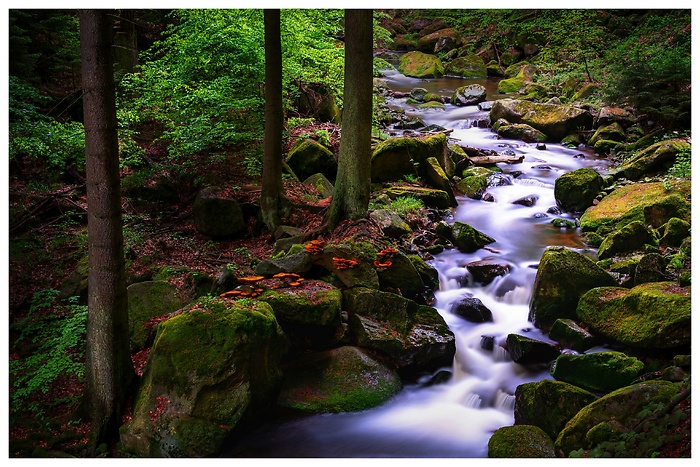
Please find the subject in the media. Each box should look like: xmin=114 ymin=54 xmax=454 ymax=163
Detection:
xmin=223 ymin=65 xmax=613 ymax=458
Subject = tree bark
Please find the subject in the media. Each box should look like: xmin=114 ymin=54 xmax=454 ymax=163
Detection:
xmin=79 ymin=9 xmax=135 ymax=451
xmin=260 ymin=9 xmax=287 ymax=232
xmin=326 ymin=9 xmax=374 ymax=229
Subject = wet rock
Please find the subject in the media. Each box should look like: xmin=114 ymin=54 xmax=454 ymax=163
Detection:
xmin=451 ymin=84 xmax=487 ymax=106
xmin=548 ymin=319 xmax=598 ymax=352
xmin=550 ymin=351 xmax=644 ymax=392
xmin=529 ymin=246 xmax=617 ymax=330
xmin=514 ymin=380 xmax=597 ymax=440
xmin=464 ymin=259 xmax=510 ymax=284
xmin=496 ymin=122 xmax=548 ymax=143
xmin=512 ymin=194 xmax=539 ymax=207
xmin=371 ymin=133 xmax=448 ymax=182
xmin=576 ymin=282 xmax=690 ymax=349
xmin=487 ymin=172 xmax=513 ymax=187
xmin=506 ymin=333 xmax=560 ymax=365
xmin=450 ymin=221 xmax=496 ymax=253
xmin=481 ymin=192 xmax=496 ymax=202
xmin=488 ymin=425 xmax=556 ymax=458
xmin=384 ymin=186 xmax=452 ymax=210
xmin=424 ymin=156 xmax=457 ymax=206
xmin=554 ymin=167 xmax=605 ymax=213
xmin=277 ymin=346 xmax=402 ymax=413
xmin=450 ymin=296 xmax=493 ymax=323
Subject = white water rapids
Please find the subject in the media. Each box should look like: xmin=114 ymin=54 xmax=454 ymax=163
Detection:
xmin=223 ymin=67 xmax=611 ymax=458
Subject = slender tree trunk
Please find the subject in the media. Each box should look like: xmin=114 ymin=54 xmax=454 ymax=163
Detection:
xmin=260 ymin=9 xmax=286 ymax=232
xmin=79 ymin=9 xmax=135 ymax=451
xmin=326 ymin=9 xmax=373 ymax=229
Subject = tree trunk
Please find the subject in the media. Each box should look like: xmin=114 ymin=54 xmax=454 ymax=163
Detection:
xmin=113 ymin=9 xmax=139 ymax=73
xmin=260 ymin=9 xmax=287 ymax=232
xmin=326 ymin=9 xmax=373 ymax=229
xmin=79 ymin=9 xmax=135 ymax=451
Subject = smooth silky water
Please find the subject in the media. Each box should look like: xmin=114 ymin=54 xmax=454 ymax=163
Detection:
xmin=223 ymin=68 xmax=611 ymax=458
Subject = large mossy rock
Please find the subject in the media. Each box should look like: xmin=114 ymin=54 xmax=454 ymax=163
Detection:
xmin=424 ymin=156 xmax=457 ymax=206
xmin=550 ymin=351 xmax=644 ymax=393
xmin=579 ymin=182 xmax=690 ymax=232
xmin=495 ymin=122 xmax=548 ymax=143
xmin=450 ymin=221 xmax=495 ymax=253
xmin=490 ymin=99 xmax=593 ymax=142
xmin=615 ymin=138 xmax=690 ymax=180
xmin=548 ymin=319 xmax=598 ymax=352
xmin=276 ymin=346 xmax=402 ymax=413
xmin=451 ymin=84 xmax=487 ymax=106
xmin=659 ymin=217 xmax=691 ymax=247
xmin=192 ymin=187 xmax=245 ymax=238
xmin=120 ymin=299 xmax=285 ymax=457
xmin=554 ymin=168 xmax=605 ymax=213
xmin=444 ymin=53 xmax=487 ymax=79
xmin=597 ymin=220 xmax=658 ymax=260
xmin=314 ymin=243 xmax=380 ymax=289
xmin=576 ymin=282 xmax=691 ymax=349
xmin=286 ymin=139 xmax=337 ymax=182
xmin=376 ymin=250 xmax=427 ymax=300
xmin=383 ymin=186 xmax=452 ymax=210
xmin=344 ymin=287 xmax=455 ymax=375
xmin=417 ymin=28 xmax=461 ymax=54
xmin=370 ymin=134 xmax=448 ymax=182
xmin=588 ymin=122 xmax=626 ymax=147
xmin=555 ymin=381 xmax=683 ymax=456
xmin=488 ymin=425 xmax=556 ymax=458
xmin=127 ymin=280 xmax=184 ymax=351
xmin=506 ymin=333 xmax=560 ymax=365
xmin=529 ymin=247 xmax=617 ymax=330
xmin=514 ymin=380 xmax=598 ymax=440
xmin=398 ymin=51 xmax=444 ymax=78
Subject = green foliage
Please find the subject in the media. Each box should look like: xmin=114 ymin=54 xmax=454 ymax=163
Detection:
xmin=9 ymin=76 xmax=86 ymax=170
xmin=386 ymin=196 xmax=424 ymax=216
xmin=10 ymin=290 xmax=88 ymax=419
xmin=663 ymin=149 xmax=691 ymax=190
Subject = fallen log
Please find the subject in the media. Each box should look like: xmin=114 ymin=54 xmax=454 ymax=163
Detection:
xmin=469 ymin=154 xmax=525 ymax=165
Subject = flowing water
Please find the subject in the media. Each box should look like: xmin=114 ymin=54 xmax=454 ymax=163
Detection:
xmin=223 ymin=67 xmax=611 ymax=458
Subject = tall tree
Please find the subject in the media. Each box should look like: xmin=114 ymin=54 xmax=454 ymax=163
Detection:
xmin=260 ymin=8 xmax=288 ymax=232
xmin=79 ymin=9 xmax=135 ymax=450
xmin=326 ymin=9 xmax=374 ymax=229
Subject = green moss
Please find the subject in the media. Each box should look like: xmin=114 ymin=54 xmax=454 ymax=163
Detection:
xmin=576 ymin=282 xmax=691 ymax=348
xmin=597 ymin=220 xmax=658 ymax=259
xmin=554 ymin=168 xmax=604 ymax=212
xmin=418 ymin=101 xmax=445 ymax=110
xmin=456 ymin=175 xmax=487 ymax=198
xmin=259 ymin=285 xmax=342 ymax=326
xmin=550 ymin=351 xmax=644 ymax=392
xmin=444 ymin=53 xmax=487 ymax=79
xmin=171 ymin=416 xmax=229 ymax=457
xmin=497 ymin=77 xmax=524 ymax=93
xmin=451 ymin=221 xmax=495 ymax=253
xmin=488 ymin=425 xmax=556 ymax=458
xmin=398 ymin=51 xmax=444 ymax=78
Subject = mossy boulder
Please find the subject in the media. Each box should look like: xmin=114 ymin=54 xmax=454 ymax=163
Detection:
xmin=450 ymin=221 xmax=495 ymax=253
xmin=496 ymin=122 xmax=548 ymax=143
xmin=658 ymin=217 xmax=691 ymax=247
xmin=192 ymin=187 xmax=245 ymax=238
xmin=506 ymin=333 xmax=560 ymax=365
xmin=418 ymin=101 xmax=445 ymax=110
xmin=529 ymin=247 xmax=618 ymax=330
xmin=451 ymin=84 xmax=487 ymax=106
xmin=588 ymin=122 xmax=626 ymax=146
xmin=255 ymin=250 xmax=314 ymax=276
xmin=615 ymin=138 xmax=690 ymax=180
xmin=514 ymin=380 xmax=598 ymax=440
xmin=576 ymin=282 xmax=691 ymax=349
xmin=407 ymin=254 xmax=439 ymax=291
xmin=497 ymin=77 xmax=525 ymax=94
xmin=314 ymin=243 xmax=380 ymax=290
xmin=455 ymin=175 xmax=487 ymax=199
xmin=286 ymin=139 xmax=337 ymax=182
xmin=303 ymin=173 xmax=334 ymax=199
xmin=127 ymin=280 xmax=184 ymax=351
xmin=120 ymin=299 xmax=285 ymax=457
xmin=58 ymin=255 xmax=88 ymax=303
xmin=554 ymin=168 xmax=605 ymax=213
xmin=444 ymin=53 xmax=487 ymax=79
xmin=579 ymin=182 xmax=690 ymax=232
xmin=369 ymin=209 xmax=412 ymax=238
xmin=424 ymin=157 xmax=457 ymax=206
xmin=548 ymin=319 xmax=598 ymax=352
xmin=488 ymin=425 xmax=556 ymax=458
xmin=417 ymin=28 xmax=461 ymax=54
xmin=490 ymin=99 xmax=594 ymax=142
xmin=370 ymin=134 xmax=448 ymax=182
xmin=345 ymin=287 xmax=455 ymax=375
xmin=383 ymin=186 xmax=452 ymax=210
xmin=376 ymin=250 xmax=427 ymax=300
xmin=276 ymin=346 xmax=402 ymax=413
xmin=550 ymin=351 xmax=644 ymax=393
xmin=398 ymin=51 xmax=444 ymax=78
xmin=555 ymin=381 xmax=683 ymax=456
xmin=597 ymin=220 xmax=658 ymax=260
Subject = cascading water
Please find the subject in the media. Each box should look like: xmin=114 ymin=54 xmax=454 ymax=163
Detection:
xmin=224 ymin=67 xmax=611 ymax=458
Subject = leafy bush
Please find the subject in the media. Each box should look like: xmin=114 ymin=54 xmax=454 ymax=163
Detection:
xmin=10 ymin=289 xmax=88 ymax=419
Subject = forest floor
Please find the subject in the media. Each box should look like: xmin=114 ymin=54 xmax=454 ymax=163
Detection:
xmin=7 ymin=120 xmax=691 ymax=458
